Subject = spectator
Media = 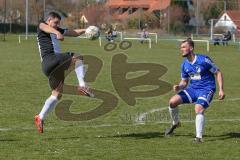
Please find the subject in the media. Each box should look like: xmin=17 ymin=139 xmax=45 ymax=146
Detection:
xmin=222 ymin=31 xmax=231 ymax=46
xmin=112 ymin=27 xmax=117 ymax=38
xmin=213 ymin=36 xmax=221 ymax=46
xmin=140 ymin=29 xmax=149 ymax=44
xmin=106 ymin=27 xmax=114 ymax=42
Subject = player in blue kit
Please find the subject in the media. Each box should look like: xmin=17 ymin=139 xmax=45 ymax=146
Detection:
xmin=165 ymin=38 xmax=225 ymax=142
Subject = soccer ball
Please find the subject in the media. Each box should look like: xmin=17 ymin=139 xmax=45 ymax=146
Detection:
xmin=85 ymin=26 xmax=100 ymax=40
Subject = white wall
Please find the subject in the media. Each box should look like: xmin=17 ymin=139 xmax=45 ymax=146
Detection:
xmin=215 ymin=13 xmax=237 ymax=29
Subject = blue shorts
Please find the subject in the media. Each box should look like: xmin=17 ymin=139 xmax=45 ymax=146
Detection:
xmin=178 ymin=88 xmax=215 ymax=109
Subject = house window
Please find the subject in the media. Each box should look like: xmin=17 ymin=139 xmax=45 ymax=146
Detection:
xmin=224 ymin=15 xmax=227 ymax=21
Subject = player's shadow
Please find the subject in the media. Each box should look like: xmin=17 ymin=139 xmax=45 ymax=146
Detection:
xmin=44 ymin=136 xmax=82 ymax=141
xmin=168 ymin=132 xmax=240 ymax=140
xmin=0 ymin=138 xmax=19 ymax=142
xmin=172 ymin=133 xmax=195 ymax=137
xmin=111 ymin=132 xmax=164 ymax=139
xmin=205 ymin=132 xmax=240 ymax=142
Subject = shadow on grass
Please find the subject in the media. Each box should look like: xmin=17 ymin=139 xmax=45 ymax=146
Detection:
xmin=38 ymin=132 xmax=240 ymax=141
xmin=173 ymin=133 xmax=195 ymax=137
xmin=43 ymin=136 xmax=82 ymax=141
xmin=111 ymin=132 xmax=164 ymax=139
xmin=206 ymin=132 xmax=240 ymax=141
xmin=173 ymin=132 xmax=240 ymax=141
xmin=0 ymin=138 xmax=19 ymax=142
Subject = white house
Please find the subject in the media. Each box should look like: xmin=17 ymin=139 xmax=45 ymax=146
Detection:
xmin=215 ymin=11 xmax=240 ymax=32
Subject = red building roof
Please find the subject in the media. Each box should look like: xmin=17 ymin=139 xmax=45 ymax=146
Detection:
xmin=106 ymin=0 xmax=170 ymax=11
xmin=225 ymin=10 xmax=240 ymax=28
xmin=106 ymin=0 xmax=170 ymax=20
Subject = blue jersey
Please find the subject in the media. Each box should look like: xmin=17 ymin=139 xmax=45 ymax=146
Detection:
xmin=181 ymin=54 xmax=218 ymax=91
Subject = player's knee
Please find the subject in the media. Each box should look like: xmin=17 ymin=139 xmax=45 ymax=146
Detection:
xmin=74 ymin=55 xmax=83 ymax=61
xmin=169 ymin=98 xmax=178 ymax=108
xmin=195 ymin=105 xmax=205 ymax=114
xmin=51 ymin=90 xmax=62 ymax=100
xmin=72 ymin=55 xmax=84 ymax=65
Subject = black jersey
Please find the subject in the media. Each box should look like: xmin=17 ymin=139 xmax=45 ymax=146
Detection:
xmin=37 ymin=22 xmax=66 ymax=61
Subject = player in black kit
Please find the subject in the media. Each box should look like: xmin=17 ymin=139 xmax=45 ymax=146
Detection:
xmin=35 ymin=12 xmax=94 ymax=133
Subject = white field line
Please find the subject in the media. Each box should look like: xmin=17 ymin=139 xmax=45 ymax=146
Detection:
xmin=0 ymin=98 xmax=240 ymax=132
xmin=135 ymin=97 xmax=240 ymax=123
xmin=0 ymin=118 xmax=240 ymax=132
xmin=0 ymin=128 xmax=11 ymax=131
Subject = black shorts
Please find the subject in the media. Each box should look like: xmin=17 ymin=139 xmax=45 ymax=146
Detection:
xmin=42 ymin=52 xmax=74 ymax=90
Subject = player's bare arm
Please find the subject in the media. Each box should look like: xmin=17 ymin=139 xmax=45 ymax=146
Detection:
xmin=215 ymin=70 xmax=225 ymax=100
xmin=64 ymin=29 xmax=86 ymax=37
xmin=39 ymin=23 xmax=64 ymax=40
xmin=173 ymin=79 xmax=189 ymax=93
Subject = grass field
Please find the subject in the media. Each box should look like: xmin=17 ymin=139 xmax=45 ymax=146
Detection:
xmin=0 ymin=35 xmax=240 ymax=160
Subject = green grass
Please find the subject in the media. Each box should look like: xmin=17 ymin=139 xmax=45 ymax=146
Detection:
xmin=0 ymin=35 xmax=240 ymax=160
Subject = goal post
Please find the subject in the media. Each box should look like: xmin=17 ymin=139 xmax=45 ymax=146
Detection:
xmin=137 ymin=32 xmax=158 ymax=44
xmin=124 ymin=37 xmax=152 ymax=49
xmin=18 ymin=34 xmax=36 ymax=43
xmin=177 ymin=39 xmax=210 ymax=52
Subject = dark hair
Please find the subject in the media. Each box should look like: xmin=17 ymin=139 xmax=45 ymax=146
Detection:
xmin=181 ymin=38 xmax=194 ymax=48
xmin=47 ymin=12 xmax=61 ymax=20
